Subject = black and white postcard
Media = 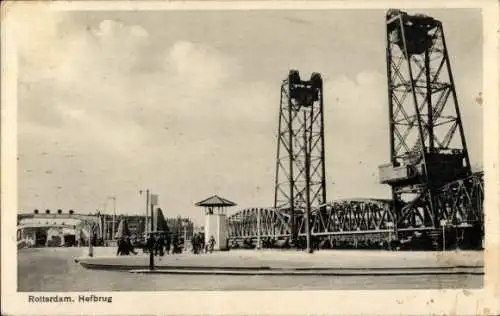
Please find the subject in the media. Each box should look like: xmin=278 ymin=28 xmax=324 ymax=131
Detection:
xmin=1 ymin=0 xmax=499 ymax=315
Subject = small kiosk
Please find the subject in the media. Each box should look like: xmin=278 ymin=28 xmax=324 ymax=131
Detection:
xmin=195 ymin=195 xmax=236 ymax=251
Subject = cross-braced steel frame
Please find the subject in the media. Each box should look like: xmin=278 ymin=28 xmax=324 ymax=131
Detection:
xmin=228 ymin=10 xmax=483 ymax=251
xmin=274 ymin=70 xmax=326 ymax=244
xmin=228 ymin=199 xmax=395 ymax=248
xmin=228 ymin=171 xmax=483 ymax=249
xmin=383 ymin=9 xmax=474 ymax=234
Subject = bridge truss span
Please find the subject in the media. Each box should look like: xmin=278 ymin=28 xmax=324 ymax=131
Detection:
xmin=227 ymin=172 xmax=483 ymax=249
xmin=228 ymin=208 xmax=291 ymax=240
xmin=312 ymin=199 xmax=394 ymax=235
xmin=228 ymin=199 xmax=396 ymax=247
xmin=228 ymin=10 xmax=483 ymax=251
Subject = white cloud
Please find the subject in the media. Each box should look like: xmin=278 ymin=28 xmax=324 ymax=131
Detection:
xmin=16 ymin=12 xmax=247 ymax=218
xmin=14 ymin=9 xmax=482 ymax=223
xmin=166 ymin=40 xmax=239 ymax=96
xmin=323 ymin=72 xmax=391 ymax=199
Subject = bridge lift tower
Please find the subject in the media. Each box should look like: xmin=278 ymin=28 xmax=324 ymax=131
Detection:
xmin=274 ymin=70 xmax=327 ymax=251
xmin=379 ymin=9 xmax=473 ymax=243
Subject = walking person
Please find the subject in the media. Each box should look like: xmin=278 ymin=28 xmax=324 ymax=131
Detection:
xmin=152 ymin=233 xmax=160 ymax=256
xmin=125 ymin=236 xmax=138 ymax=255
xmin=145 ymin=233 xmax=154 ymax=255
xmin=157 ymin=233 xmax=165 ymax=257
xmin=116 ymin=237 xmax=125 ymax=256
xmin=208 ymin=235 xmax=216 ymax=254
xmin=165 ymin=233 xmax=171 ymax=255
xmin=199 ymin=234 xmax=206 ymax=254
xmin=172 ymin=234 xmax=179 ymax=254
xmin=192 ymin=233 xmax=200 ymax=254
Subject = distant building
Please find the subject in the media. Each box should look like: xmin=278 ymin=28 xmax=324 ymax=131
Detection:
xmin=166 ymin=217 xmax=194 ymax=239
xmin=17 ymin=210 xmax=101 ymax=248
xmin=17 ymin=210 xmax=198 ymax=247
xmin=102 ymin=214 xmax=195 ymax=240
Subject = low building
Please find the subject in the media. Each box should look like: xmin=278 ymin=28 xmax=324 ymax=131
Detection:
xmin=17 ymin=210 xmax=101 ymax=248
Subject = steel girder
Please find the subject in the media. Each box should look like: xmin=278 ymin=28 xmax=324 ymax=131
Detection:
xmin=274 ymin=70 xmax=327 ymax=242
xmin=228 ymin=171 xmax=483 ymax=243
xmin=227 ymin=208 xmax=292 ymax=239
xmin=434 ymin=171 xmax=483 ymax=225
xmin=383 ymin=9 xmax=473 ymax=231
xmin=228 ymin=199 xmax=395 ymax=241
xmin=311 ymin=199 xmax=394 ymax=235
xmin=386 ymin=10 xmax=470 ymax=164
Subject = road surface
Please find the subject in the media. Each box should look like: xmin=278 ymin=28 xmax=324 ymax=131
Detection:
xmin=18 ymin=248 xmax=482 ymax=291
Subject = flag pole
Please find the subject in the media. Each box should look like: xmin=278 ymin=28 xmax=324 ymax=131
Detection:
xmin=111 ymin=197 xmax=116 ymax=240
xmin=149 ymin=192 xmax=155 ymax=270
xmin=145 ymin=190 xmax=150 ymax=238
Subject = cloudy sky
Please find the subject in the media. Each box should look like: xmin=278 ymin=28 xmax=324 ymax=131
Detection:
xmin=13 ymin=7 xmax=482 ymax=224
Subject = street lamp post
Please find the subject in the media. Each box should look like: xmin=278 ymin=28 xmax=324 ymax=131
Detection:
xmin=440 ymin=219 xmax=449 ymax=251
xmin=139 ymin=189 xmax=154 ymax=269
xmin=386 ymin=221 xmax=394 ymax=250
xmin=149 ymin=199 xmax=155 ymax=270
xmin=100 ymin=203 xmax=107 ymax=242
xmin=88 ymin=222 xmax=95 ymax=257
xmin=110 ymin=197 xmax=116 ymax=241
xmin=257 ymin=208 xmax=261 ymax=250
xmin=182 ymin=220 xmax=188 ymax=251
xmin=88 ymin=234 xmax=93 ymax=257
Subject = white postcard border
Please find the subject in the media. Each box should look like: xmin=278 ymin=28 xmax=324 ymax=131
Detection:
xmin=1 ymin=1 xmax=499 ymax=315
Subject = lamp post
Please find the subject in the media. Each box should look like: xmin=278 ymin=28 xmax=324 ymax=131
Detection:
xmin=257 ymin=208 xmax=261 ymax=250
xmin=440 ymin=219 xmax=449 ymax=251
xmin=109 ymin=197 xmax=116 ymax=241
xmin=149 ymin=193 xmax=159 ymax=270
xmin=139 ymin=189 xmax=153 ymax=269
xmin=386 ymin=221 xmax=394 ymax=250
xmin=100 ymin=202 xmax=107 ymax=242
xmin=139 ymin=190 xmax=149 ymax=240
xmin=182 ymin=220 xmax=188 ymax=251
xmin=88 ymin=222 xmax=95 ymax=257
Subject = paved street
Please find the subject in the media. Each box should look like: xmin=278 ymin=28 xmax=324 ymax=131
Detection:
xmin=18 ymin=248 xmax=483 ymax=291
xmin=78 ymin=247 xmax=484 ymax=270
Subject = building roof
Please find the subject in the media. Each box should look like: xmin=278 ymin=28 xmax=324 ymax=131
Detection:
xmin=195 ymin=195 xmax=236 ymax=207
xmin=152 ymin=208 xmax=169 ymax=232
xmin=114 ymin=218 xmax=130 ymax=238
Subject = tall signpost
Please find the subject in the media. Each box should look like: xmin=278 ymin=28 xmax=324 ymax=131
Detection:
xmin=140 ymin=189 xmax=153 ymax=269
xmin=149 ymin=193 xmax=159 ymax=270
xmin=111 ymin=197 xmax=116 ymax=240
xmin=257 ymin=208 xmax=261 ymax=249
xmin=182 ymin=219 xmax=189 ymax=251
xmin=145 ymin=190 xmax=150 ymax=237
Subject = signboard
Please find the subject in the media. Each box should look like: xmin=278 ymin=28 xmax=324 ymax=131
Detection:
xmin=150 ymin=194 xmax=159 ymax=206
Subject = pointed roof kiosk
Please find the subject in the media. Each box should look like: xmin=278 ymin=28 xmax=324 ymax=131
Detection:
xmin=195 ymin=195 xmax=236 ymax=251
xmin=195 ymin=195 xmax=237 ymax=215
xmin=114 ymin=217 xmax=130 ymax=239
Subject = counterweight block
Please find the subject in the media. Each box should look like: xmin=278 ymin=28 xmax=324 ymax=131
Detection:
xmin=387 ymin=9 xmax=438 ymax=56
xmin=288 ymin=70 xmax=322 ymax=107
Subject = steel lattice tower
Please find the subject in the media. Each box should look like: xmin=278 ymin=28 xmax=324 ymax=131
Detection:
xmin=274 ymin=70 xmax=327 ymax=246
xmin=380 ymin=9 xmax=472 ymax=234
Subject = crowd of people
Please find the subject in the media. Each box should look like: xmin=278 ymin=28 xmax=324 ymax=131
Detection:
xmin=191 ymin=233 xmax=216 ymax=254
xmin=116 ymin=236 xmax=138 ymax=255
xmin=115 ymin=232 xmax=217 ymax=256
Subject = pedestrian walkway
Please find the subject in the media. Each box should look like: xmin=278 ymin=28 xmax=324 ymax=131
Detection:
xmin=128 ymin=267 xmax=482 ymax=276
xmin=76 ymin=249 xmax=484 ymax=275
